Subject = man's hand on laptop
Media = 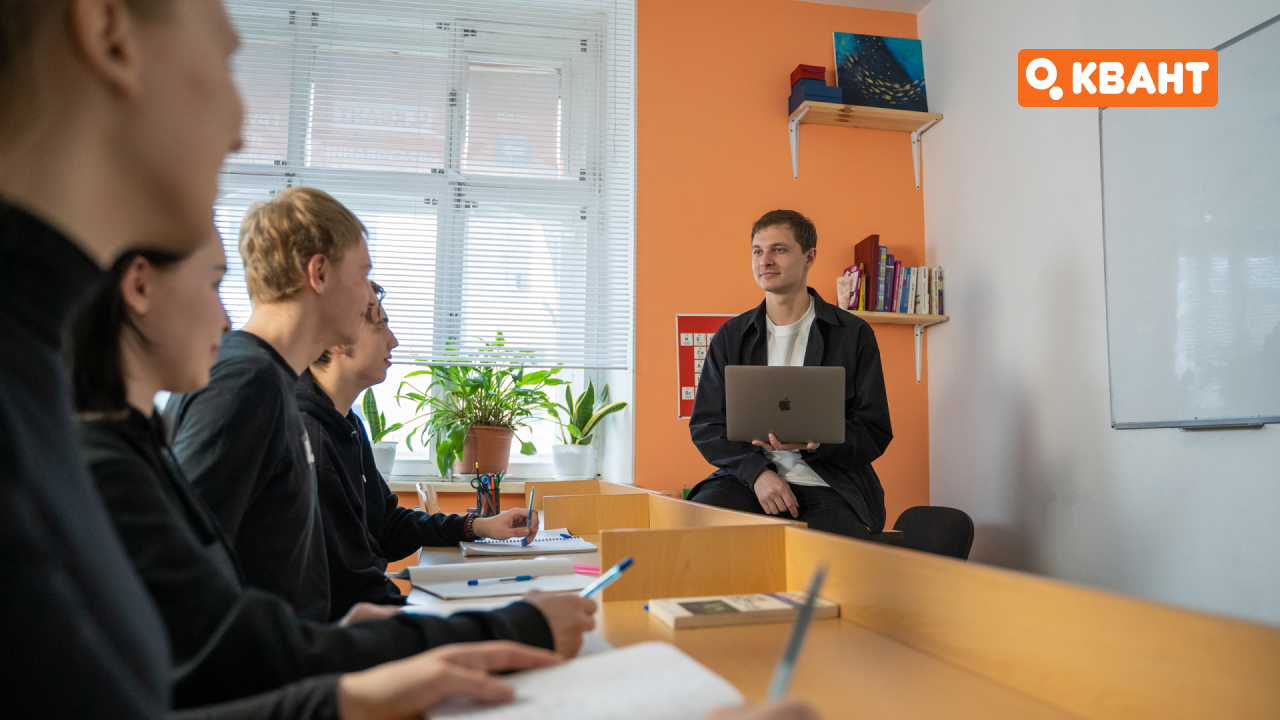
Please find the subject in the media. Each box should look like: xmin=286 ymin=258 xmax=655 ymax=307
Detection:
xmin=752 ymin=433 xmax=820 ymax=453
xmin=754 ymin=470 xmax=800 ymax=518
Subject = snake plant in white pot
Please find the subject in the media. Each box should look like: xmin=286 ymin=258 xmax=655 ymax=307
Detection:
xmin=547 ymin=380 xmax=627 ymax=480
xmin=362 ymin=389 xmax=403 ymax=477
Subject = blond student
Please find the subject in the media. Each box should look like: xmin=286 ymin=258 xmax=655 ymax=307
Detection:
xmin=164 ymin=187 xmax=377 ymax=622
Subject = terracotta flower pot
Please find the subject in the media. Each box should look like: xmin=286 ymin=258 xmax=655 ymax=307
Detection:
xmin=451 ymin=425 xmax=514 ymax=476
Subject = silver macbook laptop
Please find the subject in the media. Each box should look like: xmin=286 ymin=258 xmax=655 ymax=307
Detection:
xmin=724 ymin=366 xmax=845 ymax=444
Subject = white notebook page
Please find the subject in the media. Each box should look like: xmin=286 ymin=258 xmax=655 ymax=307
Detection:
xmin=430 ymin=642 xmax=745 ymax=720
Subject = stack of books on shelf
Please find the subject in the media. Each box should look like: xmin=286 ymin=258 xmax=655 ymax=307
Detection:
xmin=789 ymin=64 xmax=841 ymax=115
xmin=836 ymin=234 xmax=945 ymax=316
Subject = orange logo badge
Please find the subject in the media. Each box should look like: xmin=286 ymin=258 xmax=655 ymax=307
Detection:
xmin=1018 ymin=50 xmax=1217 ymax=107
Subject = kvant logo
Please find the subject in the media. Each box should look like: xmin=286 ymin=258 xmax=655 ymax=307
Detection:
xmin=1018 ymin=50 xmax=1217 ymax=107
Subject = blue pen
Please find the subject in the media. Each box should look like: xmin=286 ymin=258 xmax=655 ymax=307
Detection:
xmin=467 ymin=575 xmax=535 ymax=586
xmin=521 ymin=488 xmax=536 ymax=547
xmin=578 ymin=556 xmax=633 ymax=598
xmin=766 ymin=565 xmax=827 ymax=701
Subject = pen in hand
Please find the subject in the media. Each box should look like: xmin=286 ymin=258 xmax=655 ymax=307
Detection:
xmin=522 ymin=488 xmax=536 ymax=547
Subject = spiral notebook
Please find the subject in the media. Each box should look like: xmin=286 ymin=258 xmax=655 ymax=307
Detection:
xmin=460 ymin=527 xmax=598 ymax=557
xmin=409 ymin=557 xmax=593 ymax=599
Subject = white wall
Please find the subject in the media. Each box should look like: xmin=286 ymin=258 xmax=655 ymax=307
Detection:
xmin=918 ymin=0 xmax=1280 ymax=626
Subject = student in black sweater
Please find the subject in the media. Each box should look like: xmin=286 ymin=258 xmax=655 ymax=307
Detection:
xmin=300 ymin=286 xmax=541 ymax=620
xmin=70 ymin=231 xmax=592 ymax=712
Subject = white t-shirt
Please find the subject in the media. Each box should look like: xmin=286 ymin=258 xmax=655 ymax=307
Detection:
xmin=764 ymin=298 xmax=828 ymax=488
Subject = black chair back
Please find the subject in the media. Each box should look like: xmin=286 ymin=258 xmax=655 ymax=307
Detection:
xmin=893 ymin=506 xmax=974 ymax=560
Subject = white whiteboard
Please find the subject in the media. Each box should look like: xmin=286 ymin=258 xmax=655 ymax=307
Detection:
xmin=1101 ymin=15 xmax=1280 ymax=429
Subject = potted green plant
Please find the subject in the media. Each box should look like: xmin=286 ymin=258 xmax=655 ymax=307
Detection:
xmin=361 ymin=390 xmax=403 ymax=476
xmin=546 ymin=380 xmax=627 ymax=480
xmin=396 ymin=333 xmax=565 ymax=478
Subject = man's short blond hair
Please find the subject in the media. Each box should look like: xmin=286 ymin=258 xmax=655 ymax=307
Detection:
xmin=239 ymin=187 xmax=367 ymax=303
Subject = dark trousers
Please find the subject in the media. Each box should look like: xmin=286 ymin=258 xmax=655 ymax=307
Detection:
xmin=687 ymin=476 xmax=870 ymax=540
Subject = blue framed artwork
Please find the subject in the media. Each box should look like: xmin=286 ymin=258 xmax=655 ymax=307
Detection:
xmin=833 ymin=33 xmax=928 ymax=112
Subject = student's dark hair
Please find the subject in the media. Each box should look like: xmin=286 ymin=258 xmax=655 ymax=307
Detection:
xmin=751 ymin=209 xmax=817 ymax=253
xmin=313 ymin=281 xmax=386 ymax=370
xmin=70 ymin=249 xmax=182 ymax=414
xmin=1 ymin=1 xmax=171 ymax=105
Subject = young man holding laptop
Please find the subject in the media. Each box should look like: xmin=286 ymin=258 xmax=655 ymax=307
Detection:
xmin=686 ymin=210 xmax=893 ymax=538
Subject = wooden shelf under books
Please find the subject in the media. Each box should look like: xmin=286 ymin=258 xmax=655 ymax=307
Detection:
xmin=852 ymin=311 xmax=949 ymax=328
xmin=788 ymin=101 xmax=943 ymax=132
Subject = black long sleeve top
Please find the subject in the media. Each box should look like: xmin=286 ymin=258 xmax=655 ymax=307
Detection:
xmin=80 ymin=407 xmax=555 ymax=709
xmin=164 ymin=331 xmax=331 ymax=622
xmin=0 ymin=200 xmax=171 ymax=719
xmin=297 ymin=371 xmax=466 ymax=620
xmin=689 ymin=288 xmax=894 ymax=531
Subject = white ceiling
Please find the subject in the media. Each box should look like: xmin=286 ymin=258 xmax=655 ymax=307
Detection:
xmin=792 ymin=0 xmax=932 ymax=14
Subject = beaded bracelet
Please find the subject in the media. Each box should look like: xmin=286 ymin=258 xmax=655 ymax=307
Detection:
xmin=463 ymin=512 xmax=480 ymax=541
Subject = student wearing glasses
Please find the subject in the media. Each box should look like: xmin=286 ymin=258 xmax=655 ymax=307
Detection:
xmin=299 ymin=283 xmax=546 ymax=621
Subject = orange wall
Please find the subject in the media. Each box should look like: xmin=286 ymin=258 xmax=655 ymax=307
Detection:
xmin=634 ymin=0 xmax=930 ymax=526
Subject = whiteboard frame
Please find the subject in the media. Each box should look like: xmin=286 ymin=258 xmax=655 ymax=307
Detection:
xmin=1099 ymin=11 xmax=1280 ymax=430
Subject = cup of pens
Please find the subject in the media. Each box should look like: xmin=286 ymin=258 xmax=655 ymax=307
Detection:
xmin=470 ymin=463 xmax=503 ymax=517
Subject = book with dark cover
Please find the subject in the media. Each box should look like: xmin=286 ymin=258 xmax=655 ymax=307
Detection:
xmin=853 ymin=235 xmax=880 ymax=313
xmin=884 ymin=255 xmax=896 ymax=312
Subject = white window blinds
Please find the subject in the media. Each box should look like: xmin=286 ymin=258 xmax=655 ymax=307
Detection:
xmin=217 ymin=0 xmax=634 ymax=369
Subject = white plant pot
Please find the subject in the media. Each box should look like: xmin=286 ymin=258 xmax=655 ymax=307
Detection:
xmin=552 ymin=444 xmax=598 ymax=481
xmin=371 ymin=441 xmax=398 ymax=477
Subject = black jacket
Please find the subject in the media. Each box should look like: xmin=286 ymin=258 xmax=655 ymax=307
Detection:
xmin=165 ymin=331 xmax=331 ymax=622
xmin=689 ymin=288 xmax=894 ymax=531
xmin=297 ymin=371 xmax=466 ymax=620
xmin=81 ymin=407 xmax=556 ymax=709
xmin=0 ymin=200 xmax=170 ymax=718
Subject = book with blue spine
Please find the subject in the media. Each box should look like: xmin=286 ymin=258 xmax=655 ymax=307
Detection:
xmin=875 ymin=246 xmax=889 ymax=311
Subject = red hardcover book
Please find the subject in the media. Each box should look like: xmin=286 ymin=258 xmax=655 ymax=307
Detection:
xmin=790 ymin=64 xmax=825 ymax=86
xmin=853 ymin=234 xmax=880 ymax=313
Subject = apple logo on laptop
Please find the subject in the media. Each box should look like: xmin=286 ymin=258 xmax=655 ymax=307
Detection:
xmin=779 ymin=397 xmax=791 ymax=412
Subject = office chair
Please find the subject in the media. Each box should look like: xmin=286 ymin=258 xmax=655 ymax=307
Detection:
xmin=893 ymin=506 xmax=974 ymax=560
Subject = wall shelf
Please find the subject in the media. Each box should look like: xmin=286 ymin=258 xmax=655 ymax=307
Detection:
xmin=788 ymin=101 xmax=943 ymax=186
xmin=851 ymin=311 xmax=949 ymax=384
xmin=852 ymin=311 xmax=948 ymax=328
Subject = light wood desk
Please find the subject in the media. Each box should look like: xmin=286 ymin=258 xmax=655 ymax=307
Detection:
xmin=401 ymin=481 xmax=1280 ymax=720
xmin=410 ymin=536 xmax=1074 ymax=720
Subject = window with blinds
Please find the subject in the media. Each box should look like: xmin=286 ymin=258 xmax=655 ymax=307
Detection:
xmin=217 ymin=0 xmax=635 ymax=371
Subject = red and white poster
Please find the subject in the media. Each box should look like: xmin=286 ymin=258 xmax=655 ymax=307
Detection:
xmin=675 ymin=314 xmax=735 ymax=419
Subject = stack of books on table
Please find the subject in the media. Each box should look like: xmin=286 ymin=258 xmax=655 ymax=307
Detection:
xmin=788 ymin=63 xmax=841 ymax=115
xmin=836 ymin=234 xmax=945 ymax=315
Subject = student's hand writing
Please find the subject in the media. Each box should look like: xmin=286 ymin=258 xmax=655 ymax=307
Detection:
xmin=752 ymin=433 xmax=820 ymax=453
xmin=336 ymin=641 xmax=560 ymax=720
xmin=705 ymin=701 xmax=821 ymax=720
xmin=474 ymin=508 xmax=540 ymax=540
xmin=522 ymin=590 xmax=597 ymax=658
xmin=338 ymin=602 xmax=403 ymax=627
xmin=754 ymin=470 xmax=800 ymax=518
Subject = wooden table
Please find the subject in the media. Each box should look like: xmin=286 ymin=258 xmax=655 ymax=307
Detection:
xmin=407 ymin=539 xmax=1074 ymax=720
xmin=395 ymin=481 xmax=1280 ymax=720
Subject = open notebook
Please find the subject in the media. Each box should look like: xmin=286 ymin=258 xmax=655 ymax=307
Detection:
xmin=460 ymin=527 xmax=598 ymax=557
xmin=409 ymin=557 xmax=593 ymax=599
xmin=431 ymin=642 xmax=745 ymax=719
